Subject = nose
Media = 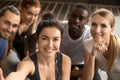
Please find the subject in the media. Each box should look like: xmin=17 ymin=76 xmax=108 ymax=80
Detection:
xmin=95 ymin=26 xmax=101 ymax=32
xmin=8 ymin=25 xmax=14 ymax=33
xmin=75 ymin=17 xmax=80 ymax=23
xmin=31 ymin=15 xmax=35 ymax=21
xmin=48 ymin=40 xmax=53 ymax=48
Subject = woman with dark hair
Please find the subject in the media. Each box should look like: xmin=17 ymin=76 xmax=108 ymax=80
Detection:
xmin=1 ymin=20 xmax=71 ymax=80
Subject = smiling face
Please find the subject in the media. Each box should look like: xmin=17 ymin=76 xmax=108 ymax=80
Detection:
xmin=37 ymin=27 xmax=61 ymax=57
xmin=20 ymin=6 xmax=40 ymax=26
xmin=90 ymin=14 xmax=114 ymax=43
xmin=0 ymin=10 xmax=20 ymax=39
xmin=68 ymin=7 xmax=89 ymax=33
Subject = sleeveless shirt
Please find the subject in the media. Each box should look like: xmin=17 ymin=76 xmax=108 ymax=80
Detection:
xmin=28 ymin=52 xmax=62 ymax=80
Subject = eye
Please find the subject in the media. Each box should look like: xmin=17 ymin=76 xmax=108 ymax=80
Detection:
xmin=34 ymin=14 xmax=39 ymax=17
xmin=91 ymin=22 xmax=97 ymax=27
xmin=27 ymin=12 xmax=33 ymax=16
xmin=42 ymin=37 xmax=48 ymax=40
xmin=79 ymin=16 xmax=85 ymax=21
xmin=4 ymin=21 xmax=11 ymax=26
xmin=101 ymin=24 xmax=107 ymax=28
xmin=12 ymin=24 xmax=19 ymax=28
xmin=71 ymin=13 xmax=77 ymax=19
xmin=53 ymin=38 xmax=60 ymax=42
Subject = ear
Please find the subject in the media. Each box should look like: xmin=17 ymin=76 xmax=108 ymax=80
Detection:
xmin=111 ymin=27 xmax=114 ymax=32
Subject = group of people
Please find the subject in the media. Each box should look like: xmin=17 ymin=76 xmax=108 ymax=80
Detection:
xmin=0 ymin=0 xmax=120 ymax=80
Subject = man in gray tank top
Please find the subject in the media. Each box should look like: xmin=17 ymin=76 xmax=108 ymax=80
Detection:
xmin=60 ymin=3 xmax=91 ymax=80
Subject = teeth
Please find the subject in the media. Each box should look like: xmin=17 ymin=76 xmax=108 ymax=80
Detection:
xmin=45 ymin=48 xmax=53 ymax=52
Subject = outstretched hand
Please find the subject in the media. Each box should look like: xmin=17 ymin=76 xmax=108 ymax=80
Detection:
xmin=0 ymin=68 xmax=4 ymax=80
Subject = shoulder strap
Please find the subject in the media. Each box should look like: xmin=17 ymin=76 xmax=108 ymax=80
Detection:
xmin=29 ymin=53 xmax=40 ymax=80
xmin=56 ymin=52 xmax=62 ymax=80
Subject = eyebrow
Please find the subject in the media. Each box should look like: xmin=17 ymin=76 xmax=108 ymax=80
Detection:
xmin=4 ymin=19 xmax=19 ymax=26
xmin=41 ymin=35 xmax=61 ymax=38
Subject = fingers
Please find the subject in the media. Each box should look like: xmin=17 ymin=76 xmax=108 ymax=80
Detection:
xmin=19 ymin=23 xmax=29 ymax=34
xmin=95 ymin=43 xmax=108 ymax=53
xmin=97 ymin=43 xmax=108 ymax=53
xmin=0 ymin=68 xmax=4 ymax=80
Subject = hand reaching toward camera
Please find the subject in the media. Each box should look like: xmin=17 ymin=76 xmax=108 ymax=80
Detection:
xmin=0 ymin=68 xmax=4 ymax=80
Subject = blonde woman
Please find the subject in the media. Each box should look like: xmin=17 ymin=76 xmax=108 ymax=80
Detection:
xmin=83 ymin=8 xmax=120 ymax=80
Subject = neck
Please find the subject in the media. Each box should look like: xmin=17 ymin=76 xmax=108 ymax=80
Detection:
xmin=36 ymin=51 xmax=55 ymax=66
xmin=69 ymin=27 xmax=85 ymax=40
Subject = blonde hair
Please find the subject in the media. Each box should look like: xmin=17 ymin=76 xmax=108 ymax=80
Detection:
xmin=108 ymin=35 xmax=118 ymax=72
xmin=93 ymin=8 xmax=118 ymax=72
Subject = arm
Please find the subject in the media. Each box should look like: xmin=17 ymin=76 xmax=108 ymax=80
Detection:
xmin=62 ymin=54 xmax=71 ymax=80
xmin=5 ymin=56 xmax=34 ymax=80
xmin=83 ymin=42 xmax=108 ymax=80
xmin=83 ymin=49 xmax=96 ymax=80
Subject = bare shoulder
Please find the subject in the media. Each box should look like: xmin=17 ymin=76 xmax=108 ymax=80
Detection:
xmin=61 ymin=53 xmax=71 ymax=79
xmin=18 ymin=56 xmax=33 ymax=65
xmin=17 ymin=55 xmax=35 ymax=75
xmin=61 ymin=53 xmax=71 ymax=64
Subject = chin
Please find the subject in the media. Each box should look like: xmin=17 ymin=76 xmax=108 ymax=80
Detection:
xmin=4 ymin=35 xmax=11 ymax=39
xmin=94 ymin=39 xmax=103 ymax=43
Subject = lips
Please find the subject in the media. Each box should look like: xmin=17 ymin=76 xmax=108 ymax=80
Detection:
xmin=72 ymin=25 xmax=80 ymax=30
xmin=26 ymin=20 xmax=34 ymax=26
xmin=45 ymin=48 xmax=54 ymax=53
xmin=93 ymin=34 xmax=104 ymax=42
xmin=93 ymin=33 xmax=103 ymax=38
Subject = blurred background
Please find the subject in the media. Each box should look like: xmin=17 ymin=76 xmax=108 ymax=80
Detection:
xmin=0 ymin=0 xmax=120 ymax=36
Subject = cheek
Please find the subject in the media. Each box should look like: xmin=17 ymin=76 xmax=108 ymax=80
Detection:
xmin=38 ymin=40 xmax=47 ymax=47
xmin=24 ymin=15 xmax=30 ymax=20
xmin=21 ymin=12 xmax=26 ymax=18
xmin=22 ymin=13 xmax=30 ymax=20
xmin=104 ymin=28 xmax=112 ymax=34
xmin=0 ymin=23 xmax=6 ymax=29
xmin=104 ymin=30 xmax=111 ymax=38
xmin=90 ymin=27 xmax=94 ymax=34
xmin=55 ymin=42 xmax=61 ymax=48
xmin=13 ymin=28 xmax=18 ymax=33
xmin=38 ymin=40 xmax=43 ymax=46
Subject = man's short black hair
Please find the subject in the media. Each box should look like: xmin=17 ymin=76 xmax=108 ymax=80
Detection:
xmin=73 ymin=3 xmax=90 ymax=17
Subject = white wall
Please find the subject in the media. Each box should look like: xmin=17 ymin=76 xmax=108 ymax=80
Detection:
xmin=114 ymin=16 xmax=120 ymax=37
